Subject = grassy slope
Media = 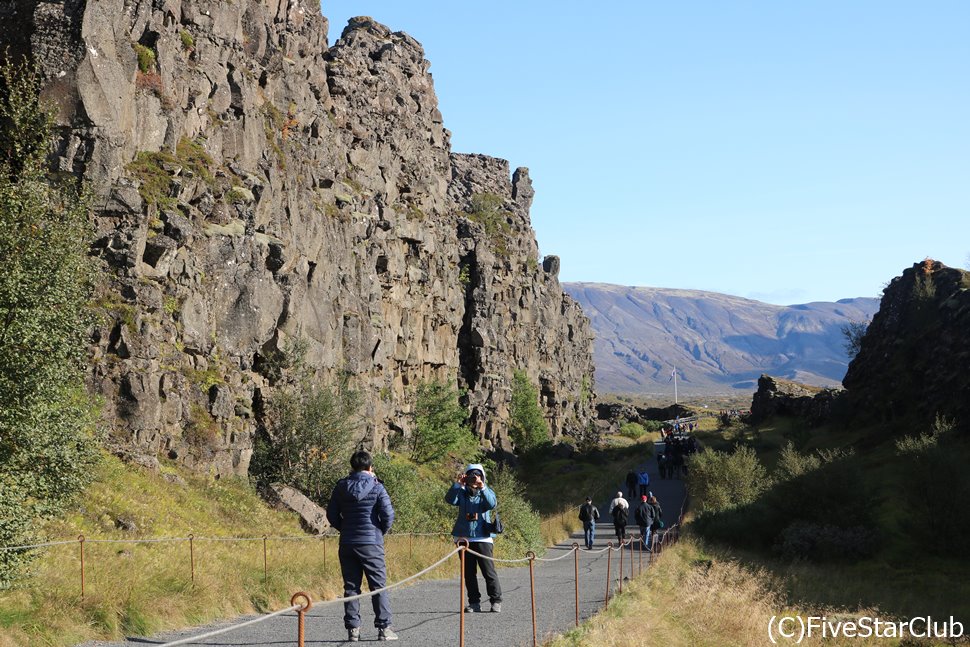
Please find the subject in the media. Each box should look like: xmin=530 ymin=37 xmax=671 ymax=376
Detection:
xmin=0 ymin=454 xmax=454 ymax=647
xmin=550 ymin=534 xmax=899 ymax=647
xmin=549 ymin=412 xmax=970 ymax=646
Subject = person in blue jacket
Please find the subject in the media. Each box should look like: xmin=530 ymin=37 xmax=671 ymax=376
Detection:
xmin=326 ymin=450 xmax=398 ymax=642
xmin=446 ymin=463 xmax=503 ymax=613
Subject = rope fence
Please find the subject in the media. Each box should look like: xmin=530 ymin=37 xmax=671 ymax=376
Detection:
xmin=4 ymin=491 xmax=690 ymax=646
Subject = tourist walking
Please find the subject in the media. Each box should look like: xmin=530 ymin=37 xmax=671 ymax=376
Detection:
xmin=325 ymin=450 xmax=398 ymax=642
xmin=637 ymin=470 xmax=650 ymax=497
xmin=609 ymin=490 xmax=629 ymax=543
xmin=625 ymin=470 xmax=638 ymax=499
xmin=446 ymin=464 xmax=503 ymax=613
xmin=634 ymin=494 xmax=656 ymax=551
xmin=578 ymin=496 xmax=600 ymax=549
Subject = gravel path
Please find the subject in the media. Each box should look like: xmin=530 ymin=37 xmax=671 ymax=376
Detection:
xmin=82 ymin=442 xmax=686 ymax=646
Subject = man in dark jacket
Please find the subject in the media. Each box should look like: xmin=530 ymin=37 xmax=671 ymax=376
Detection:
xmin=578 ymin=496 xmax=600 ymax=549
xmin=634 ymin=494 xmax=656 ymax=550
xmin=326 ymin=450 xmax=398 ymax=642
xmin=625 ymin=470 xmax=638 ymax=499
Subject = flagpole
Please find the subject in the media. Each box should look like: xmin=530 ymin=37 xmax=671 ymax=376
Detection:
xmin=674 ymin=368 xmax=678 ymax=404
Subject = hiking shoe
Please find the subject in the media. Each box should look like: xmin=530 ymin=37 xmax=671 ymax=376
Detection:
xmin=347 ymin=627 xmax=360 ymax=642
xmin=490 ymin=602 xmax=502 ymax=613
xmin=464 ymin=602 xmax=482 ymax=613
xmin=378 ymin=627 xmax=399 ymax=641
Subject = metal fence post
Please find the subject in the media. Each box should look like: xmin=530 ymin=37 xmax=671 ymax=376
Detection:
xmin=78 ymin=534 xmax=85 ymax=600
xmin=604 ymin=542 xmax=613 ymax=606
xmin=527 ymin=551 xmax=538 ymax=647
xmin=291 ymin=592 xmax=312 ymax=647
xmin=618 ymin=539 xmax=624 ymax=593
xmin=262 ymin=535 xmax=268 ymax=583
xmin=572 ymin=543 xmax=579 ymax=627
xmin=629 ymin=537 xmax=634 ymax=580
xmin=458 ymin=539 xmax=468 ymax=647
xmin=189 ymin=534 xmax=195 ymax=585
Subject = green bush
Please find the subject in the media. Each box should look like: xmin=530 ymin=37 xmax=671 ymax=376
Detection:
xmin=132 ymin=43 xmax=156 ymax=74
xmin=409 ymin=381 xmax=479 ymax=465
xmin=0 ymin=59 xmax=99 ymax=583
xmin=687 ymin=446 xmax=770 ymax=514
xmin=179 ymin=30 xmax=195 ymax=50
xmin=252 ymin=374 xmax=360 ymax=504
xmin=371 ymin=454 xmax=452 ymax=533
xmin=484 ymin=463 xmax=543 ymax=558
xmin=618 ymin=421 xmax=645 ymax=440
xmin=509 ymin=370 xmax=549 ymax=452
xmin=898 ymin=438 xmax=970 ymax=556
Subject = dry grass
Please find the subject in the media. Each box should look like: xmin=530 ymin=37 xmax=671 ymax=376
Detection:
xmin=549 ymin=535 xmax=904 ymax=647
xmin=0 ymin=455 xmax=457 ymax=647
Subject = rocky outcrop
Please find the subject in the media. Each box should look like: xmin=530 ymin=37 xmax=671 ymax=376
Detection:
xmin=266 ymin=483 xmax=329 ymax=534
xmin=3 ymin=4 xmax=594 ymax=475
xmin=842 ymin=260 xmax=970 ymax=433
xmin=595 ymin=402 xmax=691 ymax=424
xmin=748 ymin=375 xmax=839 ymax=425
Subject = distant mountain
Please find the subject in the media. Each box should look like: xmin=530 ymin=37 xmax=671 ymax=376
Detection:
xmin=564 ymin=283 xmax=880 ymax=396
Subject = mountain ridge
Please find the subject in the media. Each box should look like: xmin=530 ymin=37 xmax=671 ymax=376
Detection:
xmin=564 ymin=282 xmax=879 ymax=396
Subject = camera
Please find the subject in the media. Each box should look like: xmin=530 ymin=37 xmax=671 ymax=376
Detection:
xmin=466 ymin=512 xmax=479 ymax=521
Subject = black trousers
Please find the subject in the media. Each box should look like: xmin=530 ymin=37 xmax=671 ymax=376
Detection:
xmin=463 ymin=541 xmax=502 ymax=604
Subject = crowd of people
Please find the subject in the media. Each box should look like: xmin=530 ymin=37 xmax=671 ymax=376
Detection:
xmin=656 ymin=433 xmax=697 ymax=479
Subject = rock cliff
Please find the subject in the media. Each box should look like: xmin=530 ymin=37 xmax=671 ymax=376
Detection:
xmin=2 ymin=2 xmax=594 ymax=475
xmin=748 ymin=375 xmax=838 ymax=425
xmin=842 ymin=260 xmax=970 ymax=433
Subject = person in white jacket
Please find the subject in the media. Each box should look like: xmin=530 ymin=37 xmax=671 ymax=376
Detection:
xmin=608 ymin=491 xmax=629 ymax=543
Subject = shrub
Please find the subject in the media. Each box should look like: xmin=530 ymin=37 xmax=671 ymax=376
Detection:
xmin=180 ymin=30 xmax=195 ymax=50
xmin=484 ymin=463 xmax=543 ymax=558
xmin=131 ymin=43 xmax=156 ymax=74
xmin=687 ymin=446 xmax=771 ymax=514
xmin=0 ymin=59 xmax=99 ymax=583
xmin=774 ymin=441 xmax=821 ymax=481
xmin=253 ymin=374 xmax=361 ymax=504
xmin=618 ymin=421 xmax=645 ymax=440
xmin=509 ymin=370 xmax=549 ymax=453
xmin=642 ymin=419 xmax=664 ymax=432
xmin=371 ymin=454 xmax=453 ymax=533
xmin=409 ymin=381 xmax=479 ymax=465
xmin=898 ymin=439 xmax=970 ymax=557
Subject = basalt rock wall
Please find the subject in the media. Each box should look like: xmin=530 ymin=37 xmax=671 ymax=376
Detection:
xmin=2 ymin=1 xmax=595 ymax=475
xmin=842 ymin=260 xmax=970 ymax=433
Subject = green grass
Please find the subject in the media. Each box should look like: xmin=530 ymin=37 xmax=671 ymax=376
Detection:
xmin=691 ymin=414 xmax=970 ymax=622
xmin=0 ymin=454 xmax=457 ymax=647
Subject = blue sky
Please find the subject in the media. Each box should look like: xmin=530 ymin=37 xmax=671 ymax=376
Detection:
xmin=321 ymin=1 xmax=969 ymax=304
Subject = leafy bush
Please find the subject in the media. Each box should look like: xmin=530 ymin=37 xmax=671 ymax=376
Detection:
xmin=618 ymin=421 xmax=646 ymax=440
xmin=252 ymin=374 xmax=360 ymax=504
xmin=484 ymin=463 xmax=543 ymax=558
xmin=774 ymin=441 xmax=822 ymax=481
xmin=642 ymin=420 xmax=664 ymax=432
xmin=898 ymin=438 xmax=970 ymax=557
xmin=0 ymin=59 xmax=99 ymax=583
xmin=509 ymin=370 xmax=549 ymax=452
xmin=131 ymin=43 xmax=156 ymax=73
xmin=409 ymin=381 xmax=479 ymax=465
xmin=371 ymin=454 xmax=452 ymax=533
xmin=687 ymin=446 xmax=771 ymax=514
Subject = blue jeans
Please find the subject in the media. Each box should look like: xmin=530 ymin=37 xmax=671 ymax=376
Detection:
xmin=640 ymin=526 xmax=652 ymax=551
xmin=339 ymin=543 xmax=392 ymax=629
xmin=583 ymin=522 xmax=595 ymax=549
